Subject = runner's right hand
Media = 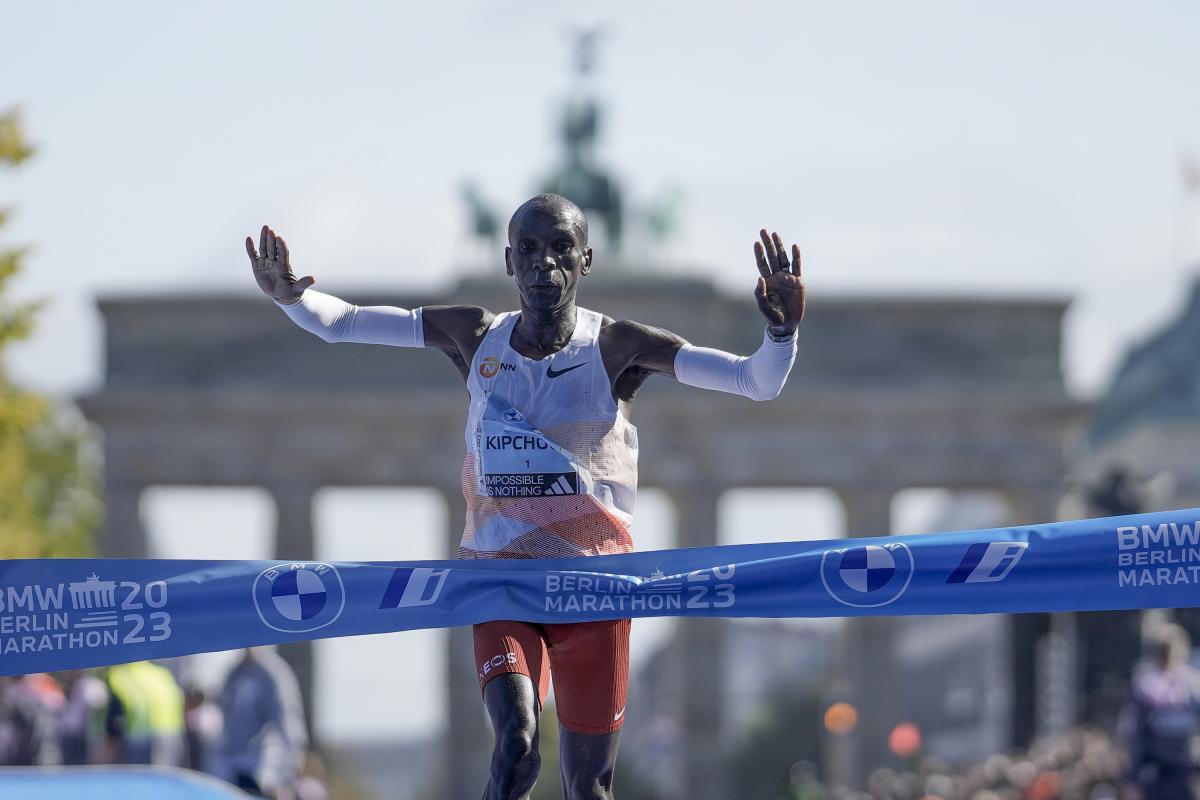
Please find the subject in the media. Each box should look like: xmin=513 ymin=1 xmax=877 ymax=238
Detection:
xmin=246 ymin=224 xmax=315 ymax=304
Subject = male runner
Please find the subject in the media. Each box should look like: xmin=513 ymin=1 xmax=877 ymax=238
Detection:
xmin=246 ymin=194 xmax=805 ymax=800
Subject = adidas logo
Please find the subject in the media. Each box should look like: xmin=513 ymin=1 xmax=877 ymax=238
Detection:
xmin=543 ymin=475 xmax=576 ymax=495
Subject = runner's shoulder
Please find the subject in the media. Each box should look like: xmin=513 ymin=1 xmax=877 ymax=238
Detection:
xmin=599 ymin=317 xmax=682 ymax=346
xmin=422 ymin=304 xmax=495 ymax=340
xmin=598 ymin=318 xmax=686 ymax=372
xmin=600 ymin=316 xmax=649 ymax=338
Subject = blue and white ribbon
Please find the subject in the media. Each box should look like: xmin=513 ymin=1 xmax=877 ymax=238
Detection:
xmin=2 ymin=507 xmax=1198 ymax=675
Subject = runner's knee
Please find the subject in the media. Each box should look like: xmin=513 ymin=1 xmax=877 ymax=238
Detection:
xmin=490 ymin=730 xmax=540 ymax=796
xmin=497 ymin=725 xmax=537 ymax=762
xmin=560 ymin=728 xmax=618 ymax=800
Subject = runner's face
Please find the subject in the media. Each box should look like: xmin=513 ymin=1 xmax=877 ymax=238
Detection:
xmin=506 ymin=208 xmax=591 ymax=313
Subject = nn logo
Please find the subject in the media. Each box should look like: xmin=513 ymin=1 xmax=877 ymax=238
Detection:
xmin=379 ymin=567 xmax=451 ymax=609
xmin=946 ymin=542 xmax=1027 ymax=584
xmin=478 ymin=357 xmax=516 ymax=379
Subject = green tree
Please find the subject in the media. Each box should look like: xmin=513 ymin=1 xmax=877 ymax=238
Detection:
xmin=0 ymin=108 xmax=101 ymax=557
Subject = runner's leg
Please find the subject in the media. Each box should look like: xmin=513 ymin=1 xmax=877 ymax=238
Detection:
xmin=482 ymin=673 xmax=541 ymax=800
xmin=474 ymin=620 xmax=551 ymax=800
xmin=559 ymin=728 xmax=621 ymax=800
xmin=545 ymin=619 xmax=631 ymax=800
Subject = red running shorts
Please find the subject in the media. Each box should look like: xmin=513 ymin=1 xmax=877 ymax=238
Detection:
xmin=472 ymin=618 xmax=632 ymax=735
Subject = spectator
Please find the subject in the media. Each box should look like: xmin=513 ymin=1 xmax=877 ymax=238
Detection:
xmin=0 ymin=673 xmax=64 ymax=765
xmin=212 ymin=646 xmax=308 ymax=799
xmin=104 ymin=660 xmax=186 ymax=766
xmin=58 ymin=669 xmax=108 ymax=764
xmin=184 ymin=684 xmax=223 ymax=773
xmin=1122 ymin=623 xmax=1200 ymax=800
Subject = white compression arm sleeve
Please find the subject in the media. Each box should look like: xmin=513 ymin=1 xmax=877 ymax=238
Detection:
xmin=672 ymin=328 xmax=797 ymax=401
xmin=272 ymin=288 xmax=424 ymax=347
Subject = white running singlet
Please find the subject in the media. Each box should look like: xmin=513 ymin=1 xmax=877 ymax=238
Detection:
xmin=459 ymin=307 xmax=638 ymax=560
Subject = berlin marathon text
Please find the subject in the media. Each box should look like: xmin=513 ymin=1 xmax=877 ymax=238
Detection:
xmin=2 ymin=629 xmax=119 ymax=654
xmin=1117 ymin=521 xmax=1200 ymax=587
xmin=545 ymin=593 xmax=682 ymax=613
xmin=544 ymin=572 xmax=683 ymax=613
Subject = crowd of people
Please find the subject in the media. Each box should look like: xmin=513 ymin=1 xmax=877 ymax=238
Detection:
xmin=795 ymin=728 xmax=1134 ymax=800
xmin=0 ymin=647 xmax=326 ymax=800
xmin=794 ymin=623 xmax=1200 ymax=800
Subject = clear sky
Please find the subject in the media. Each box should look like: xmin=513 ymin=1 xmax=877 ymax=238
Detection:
xmin=4 ymin=0 xmax=1200 ymax=747
xmin=3 ymin=1 xmax=1199 ymax=397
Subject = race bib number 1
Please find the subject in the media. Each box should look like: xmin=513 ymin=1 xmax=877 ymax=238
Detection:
xmin=474 ymin=398 xmax=587 ymax=498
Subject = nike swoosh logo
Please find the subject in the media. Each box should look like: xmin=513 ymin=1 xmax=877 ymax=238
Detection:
xmin=613 ymin=707 xmax=626 ymax=722
xmin=546 ymin=361 xmax=589 ymax=379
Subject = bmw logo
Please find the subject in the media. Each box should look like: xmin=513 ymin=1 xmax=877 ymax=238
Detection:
xmin=820 ymin=543 xmax=914 ymax=608
xmin=253 ymin=562 xmax=346 ymax=633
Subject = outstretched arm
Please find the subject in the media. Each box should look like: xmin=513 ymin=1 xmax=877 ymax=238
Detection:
xmin=616 ymin=229 xmax=804 ymax=402
xmin=673 ymin=328 xmax=797 ymax=401
xmin=248 ymin=225 xmax=424 ymax=347
xmin=273 ymin=289 xmax=426 ymax=347
xmin=248 ymin=225 xmax=490 ymax=356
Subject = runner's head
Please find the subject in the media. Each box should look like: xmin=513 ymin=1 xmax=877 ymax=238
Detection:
xmin=506 ymin=194 xmax=592 ymax=312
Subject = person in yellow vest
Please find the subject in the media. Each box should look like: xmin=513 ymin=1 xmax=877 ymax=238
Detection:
xmin=103 ymin=660 xmax=185 ymax=766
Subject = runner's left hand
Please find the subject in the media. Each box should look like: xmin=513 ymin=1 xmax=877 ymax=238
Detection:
xmin=752 ymin=229 xmax=805 ymax=334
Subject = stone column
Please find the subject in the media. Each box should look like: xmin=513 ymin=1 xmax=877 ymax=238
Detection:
xmin=273 ymin=482 xmax=318 ymax=561
xmin=1004 ymin=491 xmax=1075 ymax=744
xmin=438 ymin=485 xmax=491 ymax=799
xmin=666 ymin=485 xmax=726 ymax=800
xmin=100 ymin=476 xmax=148 ymax=557
xmin=270 ymin=481 xmax=318 ymax=740
xmin=829 ymin=488 xmax=895 ymax=789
